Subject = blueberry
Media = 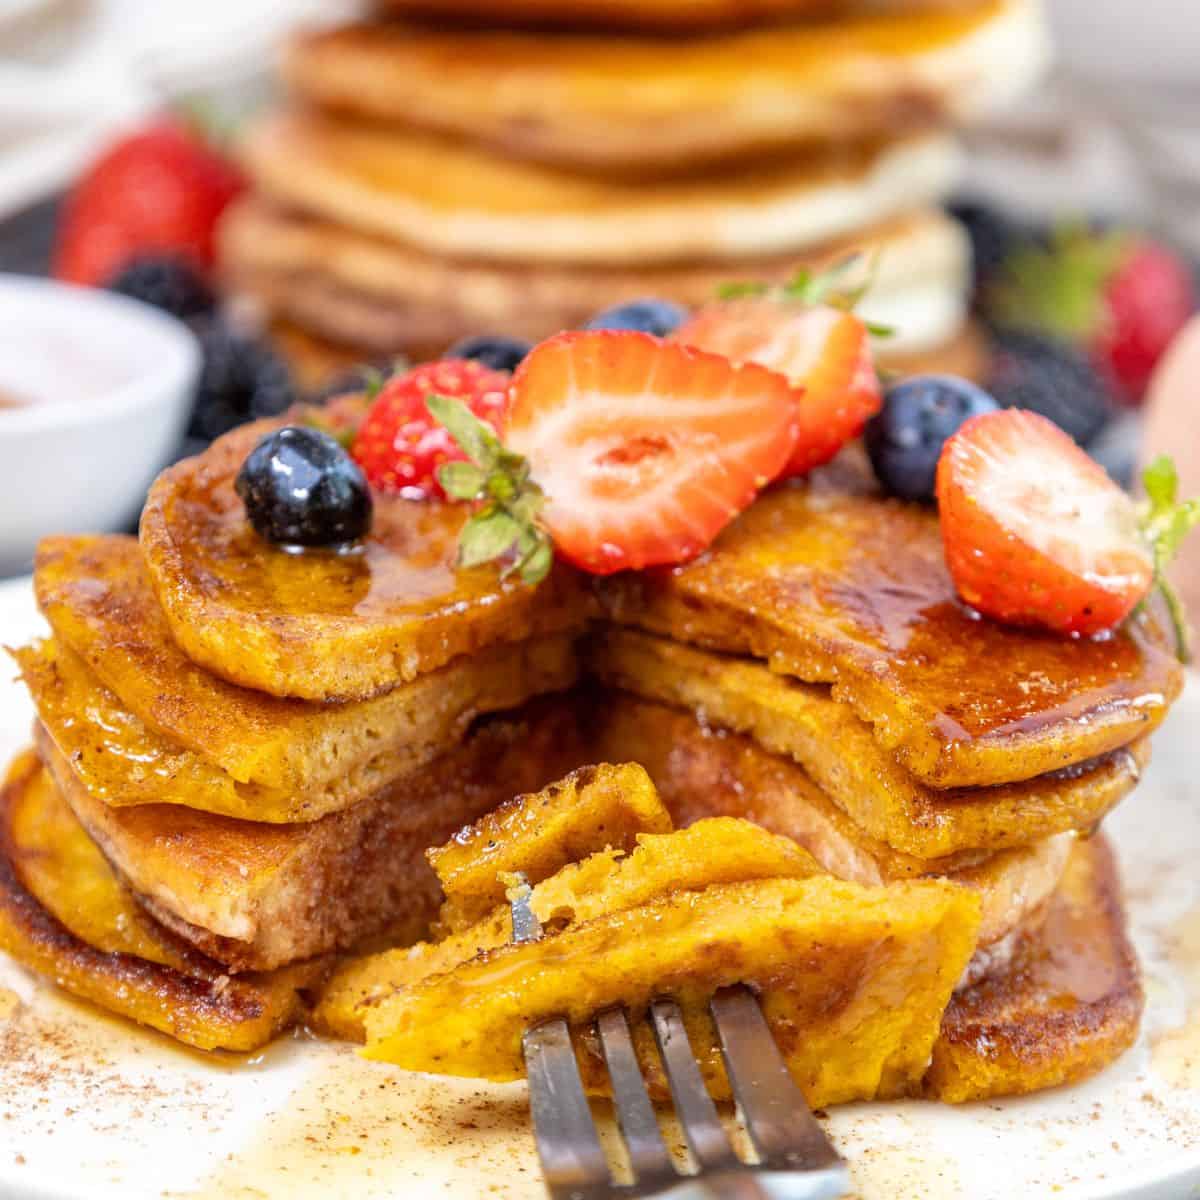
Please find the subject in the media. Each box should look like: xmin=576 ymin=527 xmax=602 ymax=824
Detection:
xmin=583 ymin=299 xmax=688 ymax=337
xmin=444 ymin=334 xmax=533 ymax=373
xmin=190 ymin=320 xmax=297 ymax=441
xmin=235 ymin=426 xmax=372 ymax=548
xmin=988 ymin=329 xmax=1112 ymax=445
xmin=865 ymin=375 xmax=999 ymax=502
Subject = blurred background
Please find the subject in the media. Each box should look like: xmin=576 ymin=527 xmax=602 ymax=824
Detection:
xmin=0 ymin=0 xmax=1197 ymax=613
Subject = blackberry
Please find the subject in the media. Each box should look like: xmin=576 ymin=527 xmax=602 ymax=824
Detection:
xmin=190 ymin=321 xmax=297 ymax=442
xmin=948 ymin=201 xmax=1038 ymax=307
xmin=987 ymin=329 xmax=1112 ymax=446
xmin=444 ymin=334 xmax=533 ymax=373
xmin=105 ymin=254 xmax=214 ymax=320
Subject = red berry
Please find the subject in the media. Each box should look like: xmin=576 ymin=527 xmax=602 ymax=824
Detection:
xmin=936 ymin=409 xmax=1153 ymax=637
xmin=1095 ymin=240 xmax=1196 ymax=405
xmin=351 ymin=360 xmax=510 ymax=498
xmin=505 ymin=331 xmax=798 ymax=574
xmin=54 ymin=120 xmax=245 ymax=286
xmin=673 ymin=299 xmax=881 ymax=478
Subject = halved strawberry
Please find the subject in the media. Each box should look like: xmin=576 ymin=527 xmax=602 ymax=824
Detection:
xmin=430 ymin=331 xmax=798 ymax=579
xmin=672 ymin=298 xmax=880 ymax=478
xmin=936 ymin=409 xmax=1153 ymax=637
xmin=505 ymin=331 xmax=799 ymax=573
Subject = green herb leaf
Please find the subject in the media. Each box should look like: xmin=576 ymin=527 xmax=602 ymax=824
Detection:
xmin=458 ymin=510 xmax=522 ymax=568
xmin=716 ymin=280 xmax=770 ymax=300
xmin=437 ymin=460 xmax=487 ymax=501
xmin=864 ymin=321 xmax=896 ymax=339
xmin=1138 ymin=455 xmax=1200 ymax=663
xmin=427 ymin=394 xmax=556 ymax=586
xmin=425 ymin=394 xmax=503 ymax=470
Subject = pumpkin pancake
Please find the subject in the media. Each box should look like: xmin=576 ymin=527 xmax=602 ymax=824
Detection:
xmin=597 ymin=486 xmax=1183 ymax=788
xmin=374 ymin=0 xmax=978 ymax=33
xmin=925 ymin=833 xmax=1143 ymax=1102
xmin=221 ymin=200 xmax=970 ymax=357
xmin=36 ymin=701 xmax=587 ymax=973
xmin=237 ymin=111 xmax=961 ymax=265
xmin=24 ymin=536 xmax=577 ymax=822
xmin=589 ymin=632 xmax=1148 ymax=858
xmin=0 ymin=750 xmax=325 ymax=1052
xmin=287 ymin=0 xmax=1047 ymax=169
xmin=140 ymin=419 xmax=593 ymax=701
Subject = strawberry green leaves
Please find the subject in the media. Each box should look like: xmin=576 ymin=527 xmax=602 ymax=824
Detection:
xmin=1140 ymin=455 xmax=1200 ymax=663
xmin=426 ymin=394 xmax=555 ymax=586
xmin=716 ymin=254 xmax=893 ymax=338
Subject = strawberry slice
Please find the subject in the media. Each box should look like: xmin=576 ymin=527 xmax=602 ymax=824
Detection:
xmin=936 ymin=409 xmax=1153 ymax=637
xmin=430 ymin=331 xmax=798 ymax=579
xmin=505 ymin=331 xmax=799 ymax=573
xmin=672 ymin=298 xmax=881 ymax=479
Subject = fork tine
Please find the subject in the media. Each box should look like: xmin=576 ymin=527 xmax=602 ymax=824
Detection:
xmin=710 ymin=987 xmax=847 ymax=1177
xmin=596 ymin=1008 xmax=677 ymax=1191
xmin=649 ymin=998 xmax=740 ymax=1173
xmin=524 ymin=1018 xmax=612 ymax=1200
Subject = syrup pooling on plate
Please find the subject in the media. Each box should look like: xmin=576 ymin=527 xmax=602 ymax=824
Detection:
xmin=599 ymin=486 xmax=1183 ymax=787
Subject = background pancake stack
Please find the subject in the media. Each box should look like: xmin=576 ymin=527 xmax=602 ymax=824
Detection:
xmin=219 ymin=0 xmax=1052 ymax=387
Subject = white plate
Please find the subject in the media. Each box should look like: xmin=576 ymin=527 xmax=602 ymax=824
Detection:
xmin=0 ymin=573 xmax=1198 ymax=1200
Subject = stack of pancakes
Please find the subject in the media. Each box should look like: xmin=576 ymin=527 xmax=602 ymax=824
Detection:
xmin=0 ymin=411 xmax=1182 ymax=1103
xmin=220 ymin=0 xmax=1051 ymax=386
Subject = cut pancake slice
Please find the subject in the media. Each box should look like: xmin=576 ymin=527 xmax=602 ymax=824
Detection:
xmin=0 ymin=750 xmax=324 ymax=1052
xmin=286 ymin=1 xmax=1047 ymax=170
xmin=26 ymin=537 xmax=578 ymax=821
xmin=590 ymin=630 xmax=1147 ymax=858
xmin=588 ymin=694 xmax=1071 ymax=967
xmin=37 ymin=701 xmax=587 ymax=973
xmin=598 ymin=486 xmax=1183 ymax=788
xmin=926 ymin=834 xmax=1143 ymax=1102
xmin=237 ymin=110 xmax=961 ymax=266
xmin=140 ymin=422 xmax=593 ymax=701
xmin=221 ymin=200 xmax=970 ymax=357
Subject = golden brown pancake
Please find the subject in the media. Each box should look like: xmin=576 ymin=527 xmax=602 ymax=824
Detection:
xmin=36 ymin=702 xmax=586 ymax=973
xmin=587 ymin=693 xmax=1071 ymax=963
xmin=220 ymin=199 xmax=969 ymax=358
xmin=237 ymin=111 xmax=962 ymax=265
xmin=597 ymin=486 xmax=1183 ymax=788
xmin=140 ymin=418 xmax=594 ymax=701
xmin=925 ymin=834 xmax=1143 ymax=1102
xmin=0 ymin=750 xmax=325 ymax=1051
xmin=375 ymin=0 xmax=980 ymax=32
xmin=287 ymin=1 xmax=1047 ymax=169
xmin=24 ymin=536 xmax=577 ymax=822
xmin=589 ymin=631 xmax=1147 ymax=858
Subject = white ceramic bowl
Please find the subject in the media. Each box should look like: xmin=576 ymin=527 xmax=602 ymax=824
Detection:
xmin=0 ymin=275 xmax=200 ymax=576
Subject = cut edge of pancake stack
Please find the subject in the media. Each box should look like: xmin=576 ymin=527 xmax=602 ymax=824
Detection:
xmin=0 ymin=401 xmax=1180 ymax=1103
xmin=218 ymin=0 xmax=1052 ymax=388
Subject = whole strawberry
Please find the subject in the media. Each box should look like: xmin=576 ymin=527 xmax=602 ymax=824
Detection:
xmin=351 ymin=359 xmax=510 ymax=499
xmin=54 ymin=119 xmax=245 ymax=287
xmin=989 ymin=226 xmax=1196 ymax=406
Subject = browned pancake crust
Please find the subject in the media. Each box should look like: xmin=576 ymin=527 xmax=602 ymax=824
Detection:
xmin=141 ymin=418 xmax=593 ymax=701
xmin=287 ymin=5 xmax=1014 ymax=169
xmin=221 ymin=199 xmax=967 ymax=362
xmin=925 ymin=834 xmax=1143 ymax=1101
xmin=38 ymin=702 xmax=587 ymax=972
xmin=0 ymin=751 xmax=324 ymax=1051
xmin=598 ymin=487 xmax=1182 ymax=788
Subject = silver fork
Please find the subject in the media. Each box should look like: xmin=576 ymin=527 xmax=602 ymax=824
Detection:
xmin=510 ymin=886 xmax=851 ymax=1200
